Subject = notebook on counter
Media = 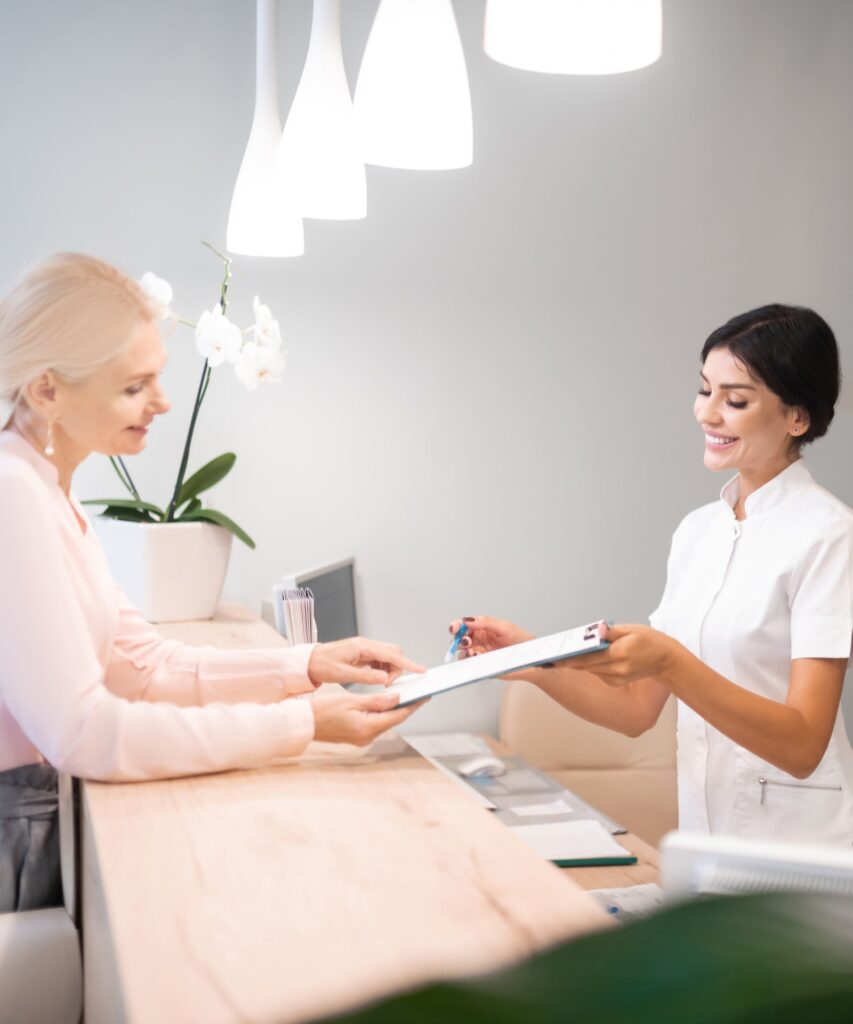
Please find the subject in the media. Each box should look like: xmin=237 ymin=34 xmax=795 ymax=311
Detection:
xmin=387 ymin=621 xmax=609 ymax=707
xmin=404 ymin=732 xmax=635 ymax=867
xmin=511 ymin=821 xmax=637 ymax=867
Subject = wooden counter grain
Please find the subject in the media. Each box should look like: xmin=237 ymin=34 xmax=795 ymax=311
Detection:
xmin=82 ymin=607 xmax=610 ymax=1024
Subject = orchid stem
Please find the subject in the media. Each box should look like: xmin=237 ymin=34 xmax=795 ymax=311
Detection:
xmin=110 ymin=456 xmax=140 ymax=501
xmin=165 ymin=361 xmax=210 ymax=521
xmin=164 ymin=243 xmax=231 ymax=521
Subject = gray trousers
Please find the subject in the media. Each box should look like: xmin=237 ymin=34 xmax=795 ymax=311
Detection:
xmin=0 ymin=763 xmax=62 ymax=913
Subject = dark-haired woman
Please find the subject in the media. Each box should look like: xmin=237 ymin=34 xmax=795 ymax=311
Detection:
xmin=454 ymin=305 xmax=853 ymax=845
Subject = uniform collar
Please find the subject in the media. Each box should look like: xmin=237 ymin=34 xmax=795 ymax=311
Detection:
xmin=0 ymin=429 xmax=61 ymax=487
xmin=719 ymin=458 xmax=812 ymax=518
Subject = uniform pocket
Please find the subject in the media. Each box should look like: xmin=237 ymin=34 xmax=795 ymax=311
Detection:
xmin=752 ymin=773 xmax=851 ymax=845
xmin=757 ymin=776 xmax=842 ymax=806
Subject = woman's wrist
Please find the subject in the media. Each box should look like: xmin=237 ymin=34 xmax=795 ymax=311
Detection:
xmin=655 ymin=638 xmax=692 ymax=692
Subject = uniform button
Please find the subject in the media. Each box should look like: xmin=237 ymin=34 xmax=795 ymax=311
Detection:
xmin=733 ymin=523 xmax=741 ymax=538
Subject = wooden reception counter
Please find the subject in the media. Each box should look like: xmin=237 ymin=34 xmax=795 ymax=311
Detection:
xmin=81 ymin=607 xmax=634 ymax=1024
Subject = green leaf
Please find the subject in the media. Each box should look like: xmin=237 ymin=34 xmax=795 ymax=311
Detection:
xmin=176 ymin=498 xmax=202 ymax=520
xmin=175 ymin=453 xmax=236 ymax=508
xmin=181 ymin=508 xmax=256 ymax=549
xmin=82 ymin=497 xmax=164 ymax=519
xmin=99 ymin=506 xmax=158 ymax=523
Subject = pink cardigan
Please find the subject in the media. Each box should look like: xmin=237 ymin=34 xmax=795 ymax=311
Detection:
xmin=0 ymin=431 xmax=316 ymax=781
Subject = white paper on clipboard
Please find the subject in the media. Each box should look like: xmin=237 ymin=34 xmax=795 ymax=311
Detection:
xmin=387 ymin=621 xmax=608 ymax=708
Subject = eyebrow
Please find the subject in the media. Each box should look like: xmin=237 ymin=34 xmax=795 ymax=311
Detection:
xmin=699 ymin=373 xmax=756 ymax=390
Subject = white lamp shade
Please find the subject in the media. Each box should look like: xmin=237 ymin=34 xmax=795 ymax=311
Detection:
xmin=484 ymin=0 xmax=662 ymax=76
xmin=353 ymin=0 xmax=473 ymax=170
xmin=227 ymin=0 xmax=304 ymax=257
xmin=277 ymin=0 xmax=366 ymax=220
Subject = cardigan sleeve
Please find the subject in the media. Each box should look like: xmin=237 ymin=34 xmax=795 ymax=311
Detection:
xmin=0 ymin=467 xmax=314 ymax=782
xmin=105 ymin=587 xmax=317 ymax=706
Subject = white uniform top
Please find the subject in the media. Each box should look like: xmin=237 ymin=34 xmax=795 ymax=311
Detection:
xmin=650 ymin=459 xmax=853 ymax=846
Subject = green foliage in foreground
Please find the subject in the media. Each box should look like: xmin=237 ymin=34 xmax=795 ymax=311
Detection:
xmin=321 ymin=894 xmax=853 ymax=1024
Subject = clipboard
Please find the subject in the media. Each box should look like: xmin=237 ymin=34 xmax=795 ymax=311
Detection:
xmin=387 ymin=621 xmax=609 ymax=708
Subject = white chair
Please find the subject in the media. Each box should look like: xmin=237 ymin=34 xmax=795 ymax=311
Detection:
xmin=501 ymin=677 xmax=678 ymax=845
xmin=0 ymin=773 xmax=83 ymax=1024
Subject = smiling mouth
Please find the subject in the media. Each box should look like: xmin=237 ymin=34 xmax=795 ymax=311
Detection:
xmin=704 ymin=432 xmax=738 ymax=447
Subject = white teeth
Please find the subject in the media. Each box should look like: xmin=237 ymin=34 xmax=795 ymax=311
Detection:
xmin=705 ymin=434 xmax=736 ymax=446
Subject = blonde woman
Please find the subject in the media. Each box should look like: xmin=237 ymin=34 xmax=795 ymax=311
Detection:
xmin=0 ymin=253 xmax=424 ymax=913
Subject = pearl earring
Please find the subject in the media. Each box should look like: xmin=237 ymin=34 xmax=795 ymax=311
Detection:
xmin=44 ymin=419 xmax=56 ymax=456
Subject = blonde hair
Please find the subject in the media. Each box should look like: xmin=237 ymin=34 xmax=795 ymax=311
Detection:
xmin=0 ymin=253 xmax=158 ymax=427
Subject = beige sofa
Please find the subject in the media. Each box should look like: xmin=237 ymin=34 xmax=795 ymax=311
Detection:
xmin=500 ymin=675 xmax=678 ymax=846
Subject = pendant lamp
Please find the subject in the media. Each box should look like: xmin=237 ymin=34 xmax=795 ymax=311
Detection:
xmin=353 ymin=0 xmax=473 ymax=170
xmin=227 ymin=0 xmax=304 ymax=257
xmin=484 ymin=0 xmax=662 ymax=76
xmin=277 ymin=0 xmax=366 ymax=220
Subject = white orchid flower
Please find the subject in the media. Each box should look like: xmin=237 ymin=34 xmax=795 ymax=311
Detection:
xmin=252 ymin=295 xmax=283 ymax=350
xmin=234 ymin=340 xmax=286 ymax=391
xmin=139 ymin=271 xmax=173 ymax=318
xmin=195 ymin=306 xmax=242 ymax=367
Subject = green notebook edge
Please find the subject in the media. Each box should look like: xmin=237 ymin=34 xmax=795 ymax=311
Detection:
xmin=552 ymin=855 xmax=638 ymax=867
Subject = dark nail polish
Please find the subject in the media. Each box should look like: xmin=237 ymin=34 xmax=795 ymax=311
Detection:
xmin=463 ymin=616 xmax=475 ymax=622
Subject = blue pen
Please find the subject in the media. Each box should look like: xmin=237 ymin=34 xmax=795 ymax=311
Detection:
xmin=445 ymin=622 xmax=469 ymax=663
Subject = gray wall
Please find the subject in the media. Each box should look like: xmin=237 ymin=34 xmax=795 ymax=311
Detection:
xmin=2 ymin=1 xmax=852 ymax=735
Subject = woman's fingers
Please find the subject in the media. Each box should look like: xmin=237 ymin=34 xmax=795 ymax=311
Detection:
xmin=311 ymin=691 xmax=427 ymax=745
xmin=449 ymin=615 xmax=500 ymax=635
xmin=360 ymin=690 xmax=403 ymax=712
xmin=448 ymin=616 xmax=478 ymax=634
xmin=448 ymin=616 xmax=531 ymax=653
xmin=353 ymin=639 xmax=425 ymax=676
xmin=350 ymin=692 xmax=428 ymax=744
xmin=309 ymin=638 xmax=425 ymax=687
xmin=364 ymin=700 xmax=428 ymax=737
xmin=344 ymin=664 xmax=398 ymax=686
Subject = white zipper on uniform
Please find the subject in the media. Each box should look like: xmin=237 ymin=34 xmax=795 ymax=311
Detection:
xmin=758 ymin=775 xmax=843 ymax=806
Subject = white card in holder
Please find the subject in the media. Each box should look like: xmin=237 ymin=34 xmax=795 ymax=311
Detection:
xmin=272 ymin=585 xmax=318 ymax=644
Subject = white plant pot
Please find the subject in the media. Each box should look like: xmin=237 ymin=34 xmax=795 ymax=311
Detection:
xmin=93 ymin=518 xmax=233 ymax=623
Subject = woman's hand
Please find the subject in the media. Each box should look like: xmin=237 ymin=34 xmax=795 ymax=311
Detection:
xmin=311 ymin=690 xmax=426 ymax=746
xmin=448 ymin=616 xmax=534 ymax=658
xmin=448 ymin=616 xmax=536 ymax=681
xmin=307 ymin=637 xmax=425 ymax=688
xmin=569 ymin=623 xmax=681 ymax=685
